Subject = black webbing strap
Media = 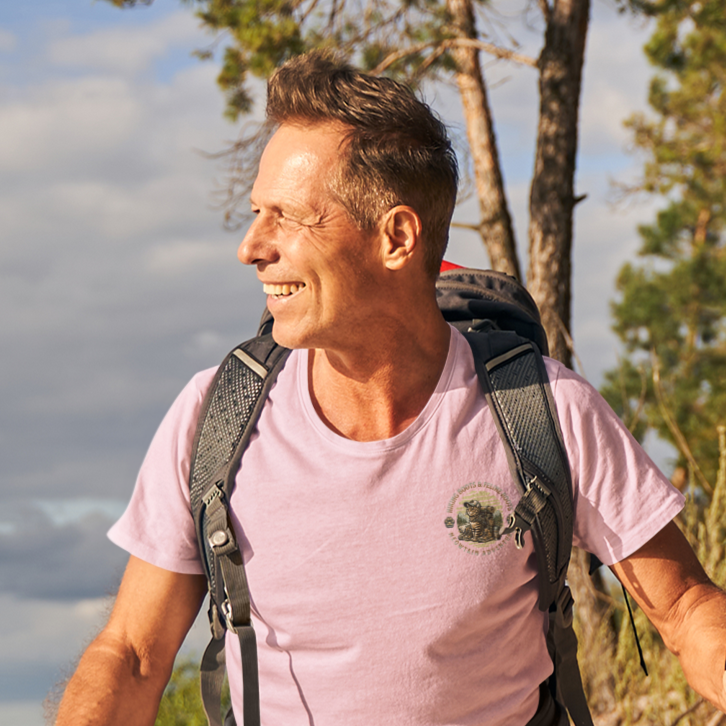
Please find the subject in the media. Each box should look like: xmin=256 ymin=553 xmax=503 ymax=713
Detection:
xmin=200 ymin=636 xmax=227 ymax=726
xmin=524 ymin=682 xmax=568 ymax=726
xmin=199 ymin=487 xmax=259 ymax=726
xmin=547 ymin=581 xmax=594 ymax=726
xmin=189 ymin=335 xmax=290 ymax=726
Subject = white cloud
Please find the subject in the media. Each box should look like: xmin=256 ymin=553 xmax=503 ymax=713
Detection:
xmin=184 ymin=329 xmax=230 ymax=358
xmin=47 ymin=11 xmax=207 ymax=75
xmin=579 ymin=6 xmax=654 ymax=155
xmin=35 ymin=498 xmax=128 ymax=527
xmin=0 ymin=5 xmax=255 ymax=714
xmin=0 ymin=28 xmax=17 ymax=53
xmin=0 ymin=594 xmax=110 ymax=663
xmin=0 ymin=702 xmax=44 ymax=726
xmin=0 ymin=76 xmax=141 ymax=172
xmin=144 ymin=238 xmax=233 ymax=275
xmin=571 ymin=167 xmax=661 ymax=384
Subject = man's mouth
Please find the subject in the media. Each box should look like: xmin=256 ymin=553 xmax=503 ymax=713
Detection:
xmin=263 ymin=282 xmax=306 ymax=298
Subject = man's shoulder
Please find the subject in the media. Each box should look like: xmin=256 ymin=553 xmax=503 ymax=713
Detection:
xmin=542 ymin=357 xmax=599 ymax=402
xmin=155 ymin=366 xmax=221 ymax=437
xmin=187 ymin=366 xmax=219 ymax=396
xmin=540 ymin=357 xmax=625 ymax=438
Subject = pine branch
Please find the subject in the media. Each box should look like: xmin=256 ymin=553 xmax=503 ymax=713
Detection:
xmin=693 ymin=207 xmax=711 ymax=246
xmin=415 ymin=43 xmax=448 ymax=77
xmin=450 ymin=221 xmax=482 ymax=232
xmin=537 ymin=0 xmax=551 ymax=24
xmin=671 ymin=697 xmax=705 ymax=726
xmin=625 ymin=364 xmax=648 ymax=434
xmin=371 ymin=38 xmax=537 ymax=75
xmin=554 ymin=312 xmax=586 ymax=378
xmin=651 ymin=350 xmax=713 ymax=494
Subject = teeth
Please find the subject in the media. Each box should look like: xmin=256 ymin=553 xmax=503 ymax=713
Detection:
xmin=263 ymin=282 xmax=305 ymax=296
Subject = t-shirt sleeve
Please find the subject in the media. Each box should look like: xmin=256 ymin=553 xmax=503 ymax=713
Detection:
xmin=546 ymin=360 xmax=685 ymax=566
xmin=107 ymin=368 xmax=218 ymax=575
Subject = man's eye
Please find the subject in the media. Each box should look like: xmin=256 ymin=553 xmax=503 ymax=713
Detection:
xmin=280 ymin=214 xmax=304 ymax=228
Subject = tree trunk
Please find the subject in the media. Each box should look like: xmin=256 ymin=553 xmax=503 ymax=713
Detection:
xmin=447 ymin=0 xmax=521 ymax=280
xmin=527 ymin=0 xmax=590 ymax=366
xmin=527 ymin=3 xmax=620 ymax=717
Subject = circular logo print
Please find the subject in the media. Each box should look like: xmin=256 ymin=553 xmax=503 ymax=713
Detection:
xmin=444 ymin=482 xmax=513 ymax=555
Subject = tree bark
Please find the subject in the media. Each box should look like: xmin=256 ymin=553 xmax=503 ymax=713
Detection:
xmin=447 ymin=0 xmax=521 ymax=280
xmin=527 ymin=0 xmax=590 ymax=366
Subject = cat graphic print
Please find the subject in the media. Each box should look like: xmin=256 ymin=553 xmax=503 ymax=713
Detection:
xmin=444 ymin=482 xmax=513 ymax=555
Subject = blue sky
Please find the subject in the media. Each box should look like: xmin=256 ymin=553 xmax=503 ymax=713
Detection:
xmin=0 ymin=2 xmax=663 ymax=724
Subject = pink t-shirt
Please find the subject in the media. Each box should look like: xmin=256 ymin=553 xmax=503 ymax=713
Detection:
xmin=109 ymin=327 xmax=683 ymax=726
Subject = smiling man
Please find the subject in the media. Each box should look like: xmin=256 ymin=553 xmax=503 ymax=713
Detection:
xmin=240 ymin=119 xmax=451 ymax=440
xmin=55 ymin=52 xmax=726 ymax=726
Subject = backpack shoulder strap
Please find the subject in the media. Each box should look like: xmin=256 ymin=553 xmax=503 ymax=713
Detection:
xmin=464 ymin=331 xmax=572 ymax=605
xmin=464 ymin=330 xmax=593 ymax=726
xmin=188 ymin=333 xmax=290 ymax=726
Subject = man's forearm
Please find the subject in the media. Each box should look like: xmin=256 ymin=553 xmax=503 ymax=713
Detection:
xmin=55 ymin=631 xmax=170 ymax=726
xmin=667 ymin=581 xmax=726 ymax=713
xmin=611 ymin=522 xmax=726 ymax=714
xmin=53 ymin=558 xmax=206 ymax=725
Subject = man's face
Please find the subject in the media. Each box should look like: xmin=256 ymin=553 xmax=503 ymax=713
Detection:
xmin=238 ymin=122 xmax=383 ymax=352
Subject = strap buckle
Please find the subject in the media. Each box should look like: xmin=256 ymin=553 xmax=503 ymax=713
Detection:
xmin=500 ymin=476 xmax=552 ymax=549
xmin=501 ymin=511 xmax=529 ymax=549
xmin=221 ymin=599 xmax=239 ymax=634
xmin=526 ymin=475 xmax=551 ymax=499
xmin=207 ymin=598 xmax=226 ymax=640
xmin=203 ymin=481 xmax=225 ymax=509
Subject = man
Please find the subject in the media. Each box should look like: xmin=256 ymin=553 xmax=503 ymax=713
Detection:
xmin=56 ymin=52 xmax=726 ymax=726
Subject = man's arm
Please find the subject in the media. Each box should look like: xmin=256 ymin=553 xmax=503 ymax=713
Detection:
xmin=610 ymin=520 xmax=726 ymax=712
xmin=55 ymin=555 xmax=208 ymax=726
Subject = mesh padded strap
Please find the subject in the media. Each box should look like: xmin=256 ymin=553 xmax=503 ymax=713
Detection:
xmin=464 ymin=334 xmax=573 ymax=609
xmin=464 ymin=332 xmax=591 ymax=726
xmin=189 ymin=335 xmax=290 ymax=726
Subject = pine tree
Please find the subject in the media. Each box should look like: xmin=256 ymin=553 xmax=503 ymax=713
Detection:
xmin=602 ymin=0 xmax=726 ymax=492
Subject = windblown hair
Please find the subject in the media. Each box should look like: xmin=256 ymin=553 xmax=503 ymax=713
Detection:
xmin=266 ymin=51 xmax=459 ymax=277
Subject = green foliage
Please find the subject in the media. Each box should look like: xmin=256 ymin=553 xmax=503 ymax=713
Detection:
xmin=154 ymin=657 xmax=230 ymax=726
xmin=594 ymin=6 xmax=726 ymax=720
xmin=603 ymin=0 xmax=726 ymax=490
xmin=106 ymin=0 xmax=474 ymax=121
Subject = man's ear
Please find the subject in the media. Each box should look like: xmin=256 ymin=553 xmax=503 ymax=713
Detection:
xmin=380 ymin=206 xmax=423 ymax=270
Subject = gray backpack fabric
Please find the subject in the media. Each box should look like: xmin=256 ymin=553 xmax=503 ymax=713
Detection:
xmin=187 ymin=267 xmax=593 ymax=726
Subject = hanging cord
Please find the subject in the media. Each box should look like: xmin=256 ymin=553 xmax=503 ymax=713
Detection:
xmin=622 ymin=584 xmax=648 ymax=676
xmin=590 ymin=555 xmax=648 ymax=678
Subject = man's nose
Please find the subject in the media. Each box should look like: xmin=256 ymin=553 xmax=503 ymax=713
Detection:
xmin=237 ymin=217 xmax=278 ymax=266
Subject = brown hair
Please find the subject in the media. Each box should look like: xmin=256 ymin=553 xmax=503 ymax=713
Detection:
xmin=266 ymin=51 xmax=459 ymax=277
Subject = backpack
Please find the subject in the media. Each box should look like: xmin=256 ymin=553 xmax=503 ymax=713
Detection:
xmin=187 ymin=267 xmax=593 ymax=726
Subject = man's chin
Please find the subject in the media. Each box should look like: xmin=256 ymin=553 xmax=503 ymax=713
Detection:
xmin=270 ymin=321 xmax=311 ymax=351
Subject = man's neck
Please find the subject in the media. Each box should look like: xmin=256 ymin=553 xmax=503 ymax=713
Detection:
xmin=308 ymin=315 xmax=451 ymax=442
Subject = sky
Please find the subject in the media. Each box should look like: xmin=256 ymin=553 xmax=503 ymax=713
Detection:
xmin=0 ymin=2 xmax=663 ymax=724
